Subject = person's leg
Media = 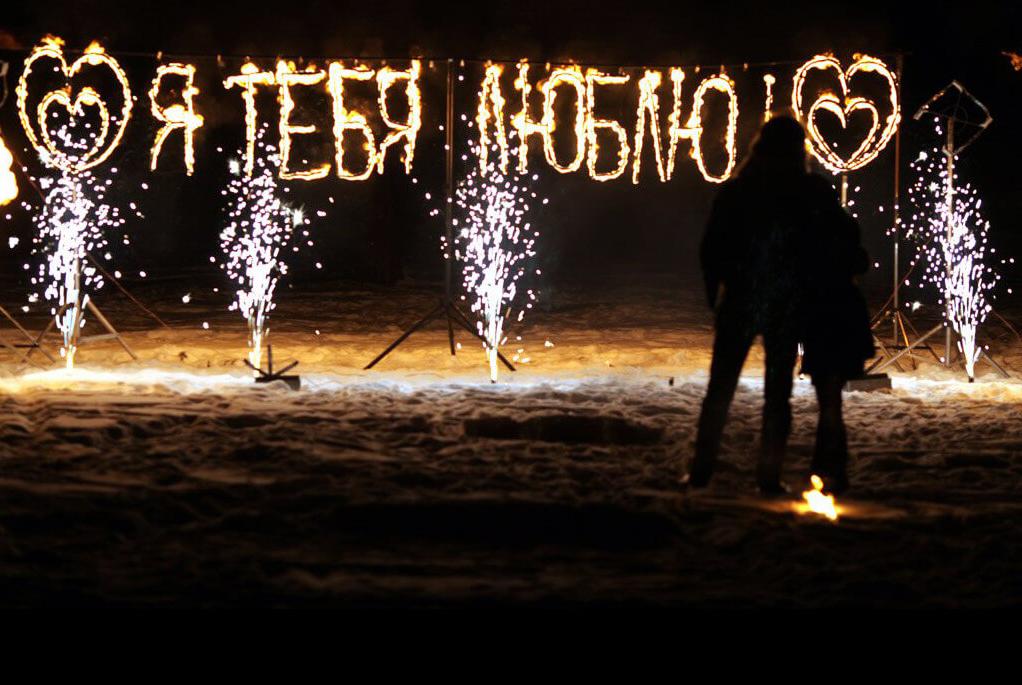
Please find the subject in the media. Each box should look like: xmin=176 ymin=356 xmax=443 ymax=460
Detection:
xmin=758 ymin=330 xmax=799 ymax=490
xmin=690 ymin=313 xmax=754 ymax=485
xmin=811 ymin=375 xmax=850 ymax=493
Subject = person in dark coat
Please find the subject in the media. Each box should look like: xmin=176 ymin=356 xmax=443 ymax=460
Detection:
xmin=685 ymin=114 xmax=873 ymax=494
xmin=797 ymin=174 xmax=874 ymax=494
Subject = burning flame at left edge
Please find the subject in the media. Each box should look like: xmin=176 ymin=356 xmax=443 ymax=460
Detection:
xmin=0 ymin=134 xmax=18 ymax=206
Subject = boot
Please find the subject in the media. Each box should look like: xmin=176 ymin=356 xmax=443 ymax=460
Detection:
xmin=683 ymin=457 xmax=715 ymax=488
xmin=756 ymin=459 xmax=788 ymax=496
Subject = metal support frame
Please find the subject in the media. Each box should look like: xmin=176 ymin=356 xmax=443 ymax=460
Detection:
xmin=364 ymin=59 xmax=515 ymax=373
xmin=868 ymin=54 xmax=941 ymax=373
xmin=0 ymin=303 xmax=57 ymax=367
xmin=29 ymin=258 xmax=138 ymax=364
xmin=880 ymin=79 xmax=1010 ymax=380
xmin=873 ymin=321 xmax=1009 ymax=379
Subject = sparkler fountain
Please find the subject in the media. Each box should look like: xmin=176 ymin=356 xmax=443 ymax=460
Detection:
xmin=875 ymin=83 xmax=1009 ymax=381
xmin=905 ymin=129 xmax=1001 ymax=380
xmin=364 ymin=61 xmax=528 ymax=378
xmin=13 ymin=37 xmax=138 ymax=369
xmin=218 ymin=123 xmax=309 ymax=373
xmin=453 ymin=140 xmax=542 ymax=382
xmin=29 ymin=125 xmax=129 ymax=368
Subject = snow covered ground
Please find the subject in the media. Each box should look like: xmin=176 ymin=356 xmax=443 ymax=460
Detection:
xmin=1 ymin=274 xmax=1022 ymax=607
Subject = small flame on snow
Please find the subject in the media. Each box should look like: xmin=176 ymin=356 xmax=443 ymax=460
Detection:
xmin=800 ymin=475 xmax=839 ymax=521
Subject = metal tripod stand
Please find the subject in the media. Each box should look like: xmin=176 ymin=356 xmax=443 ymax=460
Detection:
xmin=29 ymin=257 xmax=138 ymax=365
xmin=0 ymin=303 xmax=56 ymax=367
xmin=364 ymin=60 xmax=515 ymax=373
xmin=866 ymin=55 xmax=941 ymax=373
xmin=872 ymin=318 xmax=1008 ymax=380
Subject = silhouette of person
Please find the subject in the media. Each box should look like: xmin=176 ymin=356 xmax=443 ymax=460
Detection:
xmin=686 ymin=114 xmax=873 ymax=494
xmin=798 ymin=165 xmax=874 ymax=495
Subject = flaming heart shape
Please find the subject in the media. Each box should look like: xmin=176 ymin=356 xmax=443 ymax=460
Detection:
xmin=16 ymin=36 xmax=133 ymax=174
xmin=792 ymin=54 xmax=900 ymax=174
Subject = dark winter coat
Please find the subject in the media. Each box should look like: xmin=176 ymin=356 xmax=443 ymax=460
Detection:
xmin=700 ymin=168 xmax=874 ymax=379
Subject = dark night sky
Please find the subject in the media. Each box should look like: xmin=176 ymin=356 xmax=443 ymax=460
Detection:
xmin=0 ymin=1 xmax=1015 ymax=64
xmin=1 ymin=1 xmax=1020 ymax=292
xmin=0 ymin=1 xmax=1016 ymax=66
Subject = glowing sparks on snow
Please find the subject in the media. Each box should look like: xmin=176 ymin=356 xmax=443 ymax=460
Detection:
xmin=905 ymin=128 xmax=1002 ymax=380
xmin=28 ymin=131 xmax=127 ymax=368
xmin=17 ymin=36 xmax=133 ymax=174
xmin=800 ymin=475 xmax=839 ymax=521
xmin=453 ymin=141 xmax=543 ymax=382
xmin=0 ymin=135 xmax=18 ymax=205
xmin=0 ymin=367 xmax=255 ymax=394
xmin=37 ymin=174 xmax=94 ymax=368
xmin=149 ymin=63 xmax=204 ymax=175
xmin=792 ymin=53 xmax=900 ymax=174
xmin=218 ymin=124 xmax=313 ymax=371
